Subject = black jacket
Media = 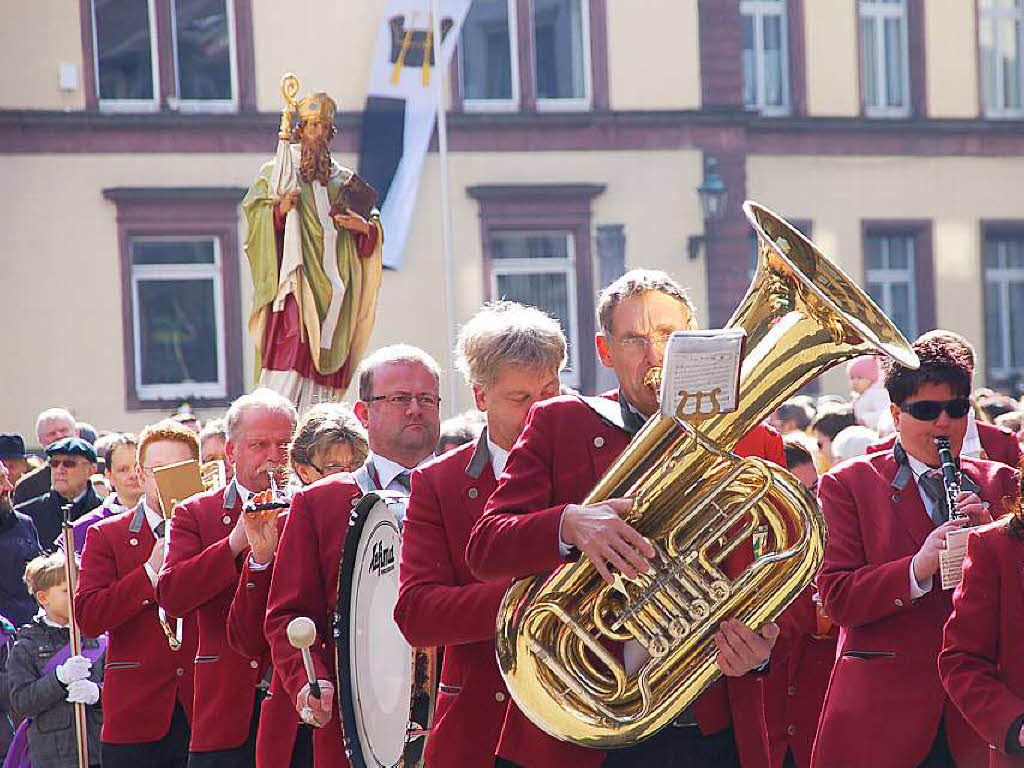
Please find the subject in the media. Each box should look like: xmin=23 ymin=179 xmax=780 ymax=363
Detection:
xmin=0 ymin=510 xmax=42 ymax=626
xmin=7 ymin=616 xmax=104 ymax=767
xmin=12 ymin=465 xmax=50 ymax=507
xmin=16 ymin=487 xmax=101 ymax=552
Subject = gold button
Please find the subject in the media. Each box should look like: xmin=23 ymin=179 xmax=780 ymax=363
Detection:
xmin=222 ymin=515 xmax=232 ymax=525
xmin=246 ymin=582 xmax=255 ymax=589
xmin=129 ymin=538 xmax=138 ymax=546
xmin=176 ymin=668 xmax=184 ymax=676
xmin=593 ymin=436 xmax=605 ymax=448
xmin=787 ymin=685 xmax=797 ymax=696
xmin=787 ymin=724 xmax=797 ymax=736
xmin=495 ymin=691 xmax=506 ymax=702
xmin=249 ymin=660 xmax=259 ymax=669
xmin=894 ymin=598 xmax=904 ymax=608
xmin=468 ymin=488 xmax=479 ymax=499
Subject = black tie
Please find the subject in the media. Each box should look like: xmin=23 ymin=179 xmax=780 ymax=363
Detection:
xmin=394 ymin=472 xmax=411 ymax=493
xmin=917 ymin=470 xmax=950 ymax=525
xmin=619 ymin=396 xmax=646 ymax=437
xmin=154 ymin=519 xmax=167 ymax=539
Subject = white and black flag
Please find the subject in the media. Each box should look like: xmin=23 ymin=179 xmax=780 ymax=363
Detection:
xmin=359 ymin=0 xmax=471 ymax=269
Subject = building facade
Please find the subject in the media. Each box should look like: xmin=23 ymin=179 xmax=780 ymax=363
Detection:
xmin=2 ymin=0 xmax=1023 ymax=443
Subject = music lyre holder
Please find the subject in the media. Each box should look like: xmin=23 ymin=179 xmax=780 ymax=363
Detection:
xmin=675 ymin=388 xmax=723 ymax=422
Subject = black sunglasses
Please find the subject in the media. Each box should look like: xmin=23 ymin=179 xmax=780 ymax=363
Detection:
xmin=900 ymin=398 xmax=971 ymax=421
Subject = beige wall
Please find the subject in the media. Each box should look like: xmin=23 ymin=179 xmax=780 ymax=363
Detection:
xmin=606 ymin=0 xmax=701 ymax=111
xmin=748 ymin=154 xmax=1024 ymax=392
xmin=1 ymin=147 xmax=705 ymax=441
xmin=0 ymin=2 xmax=86 ymax=110
xmin=925 ymin=1 xmax=979 ymax=118
xmin=804 ymin=0 xmax=860 ymax=117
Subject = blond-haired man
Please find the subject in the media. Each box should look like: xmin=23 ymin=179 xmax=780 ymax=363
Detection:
xmin=394 ymin=302 xmax=566 ymax=767
xmin=76 ymin=420 xmax=201 ymax=768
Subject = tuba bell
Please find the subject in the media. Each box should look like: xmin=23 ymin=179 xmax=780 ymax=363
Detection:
xmin=494 ymin=201 xmax=920 ymax=748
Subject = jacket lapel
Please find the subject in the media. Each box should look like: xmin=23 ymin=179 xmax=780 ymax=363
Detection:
xmin=886 ymin=450 xmax=937 ymax=551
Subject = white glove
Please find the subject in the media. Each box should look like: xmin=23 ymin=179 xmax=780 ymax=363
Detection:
xmin=55 ymin=655 xmax=92 ymax=685
xmin=66 ymin=679 xmax=100 ymax=705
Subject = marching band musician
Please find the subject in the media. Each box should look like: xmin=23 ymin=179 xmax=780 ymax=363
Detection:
xmin=157 ymin=389 xmax=297 ymax=767
xmin=263 ymin=347 xmax=442 ymax=760
xmin=394 ymin=302 xmax=567 ymax=767
xmin=225 ymin=403 xmax=367 ymax=768
xmin=812 ymin=333 xmax=1018 ymax=768
xmin=75 ymin=420 xmax=201 ymax=768
xmin=939 ymin=479 xmax=1024 ymax=767
xmin=465 ymin=270 xmax=785 ymax=768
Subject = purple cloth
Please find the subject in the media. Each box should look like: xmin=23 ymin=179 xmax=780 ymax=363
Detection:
xmin=2 ymin=638 xmax=106 ymax=768
xmin=61 ymin=496 xmax=126 ymax=555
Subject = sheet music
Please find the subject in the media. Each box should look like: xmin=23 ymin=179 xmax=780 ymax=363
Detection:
xmin=659 ymin=329 xmax=746 ymax=419
xmin=939 ymin=528 xmax=970 ymax=590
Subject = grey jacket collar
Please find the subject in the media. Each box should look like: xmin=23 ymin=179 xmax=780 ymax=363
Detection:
xmin=890 ymin=439 xmax=981 ymax=495
xmin=465 ymin=428 xmax=491 ymax=480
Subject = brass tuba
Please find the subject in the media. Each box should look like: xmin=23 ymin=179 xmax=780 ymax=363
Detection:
xmin=494 ymin=201 xmax=919 ymax=748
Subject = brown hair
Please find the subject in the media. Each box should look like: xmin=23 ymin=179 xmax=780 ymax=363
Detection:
xmin=596 ymin=269 xmax=696 ymax=336
xmin=290 ymin=403 xmax=368 ymax=470
xmin=883 ymin=332 xmax=974 ymax=406
xmin=137 ymin=420 xmax=200 ymax=467
xmin=24 ymin=552 xmax=67 ymax=595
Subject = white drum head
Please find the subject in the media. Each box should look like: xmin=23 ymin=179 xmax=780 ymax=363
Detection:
xmin=348 ymin=499 xmax=409 ymax=767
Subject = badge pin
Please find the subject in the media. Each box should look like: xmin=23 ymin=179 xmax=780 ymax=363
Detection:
xmin=129 ymin=537 xmax=139 ymax=546
xmin=468 ymin=487 xmax=479 ymax=499
xmin=222 ymin=514 xmax=232 ymax=525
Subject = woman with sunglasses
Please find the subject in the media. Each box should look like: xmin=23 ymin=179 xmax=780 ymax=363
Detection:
xmin=939 ymin=474 xmax=1024 ymax=768
xmin=811 ymin=332 xmax=1019 ymax=768
xmin=224 ymin=402 xmax=367 ymax=768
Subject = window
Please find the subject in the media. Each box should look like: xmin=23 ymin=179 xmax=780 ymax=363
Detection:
xmin=741 ymin=0 xmax=790 ymax=114
xmin=460 ymin=0 xmax=519 ymax=110
xmin=865 ymin=233 xmax=917 ymax=340
xmin=103 ymin=187 xmax=245 ymax=410
xmin=859 ymin=0 xmax=910 ymax=117
xmin=534 ymin=0 xmax=591 ymax=109
xmin=90 ymin=0 xmax=240 ymax=112
xmin=979 ymin=0 xmax=1024 ymax=117
xmin=490 ymin=231 xmax=581 ymax=383
xmin=984 ymin=233 xmax=1024 ymax=386
xmin=131 ymin=238 xmax=227 ymax=400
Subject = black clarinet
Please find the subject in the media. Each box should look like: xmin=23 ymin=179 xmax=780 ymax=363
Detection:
xmin=934 ymin=436 xmax=964 ymax=521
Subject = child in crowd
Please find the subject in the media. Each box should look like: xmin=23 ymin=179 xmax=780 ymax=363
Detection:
xmin=6 ymin=553 xmax=104 ymax=768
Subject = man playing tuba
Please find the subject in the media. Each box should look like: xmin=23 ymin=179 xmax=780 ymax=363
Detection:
xmin=243 ymin=79 xmax=383 ymax=409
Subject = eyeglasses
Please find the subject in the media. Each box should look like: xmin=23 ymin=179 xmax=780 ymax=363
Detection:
xmin=49 ymin=458 xmax=86 ymax=470
xmin=367 ymin=393 xmax=441 ymax=409
xmin=900 ymin=398 xmax=972 ymax=421
xmin=308 ymin=461 xmax=359 ymax=476
xmin=613 ymin=331 xmax=674 ymax=352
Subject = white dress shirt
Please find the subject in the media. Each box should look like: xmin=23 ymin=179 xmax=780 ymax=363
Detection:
xmin=367 ymin=452 xmax=431 ymax=493
xmin=141 ymin=497 xmax=166 ymax=585
xmin=486 ymin=436 xmax=510 ymax=480
xmin=907 ymin=452 xmax=943 ymax=599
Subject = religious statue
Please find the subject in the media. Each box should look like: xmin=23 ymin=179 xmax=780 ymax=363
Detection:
xmin=243 ymin=74 xmax=383 ymax=408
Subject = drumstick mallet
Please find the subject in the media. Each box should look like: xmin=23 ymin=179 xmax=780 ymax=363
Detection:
xmin=287 ymin=617 xmax=321 ymax=699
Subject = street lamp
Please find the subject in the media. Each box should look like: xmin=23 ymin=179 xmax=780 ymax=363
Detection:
xmin=688 ymin=154 xmax=728 ymax=260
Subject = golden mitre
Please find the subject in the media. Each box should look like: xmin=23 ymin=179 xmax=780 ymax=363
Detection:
xmin=297 ymin=91 xmax=337 ymax=123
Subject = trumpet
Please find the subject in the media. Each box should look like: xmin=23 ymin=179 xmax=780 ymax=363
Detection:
xmin=244 ymin=467 xmax=293 ymax=519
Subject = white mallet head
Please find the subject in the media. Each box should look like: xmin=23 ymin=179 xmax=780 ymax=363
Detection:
xmin=287 ymin=616 xmax=317 ymax=650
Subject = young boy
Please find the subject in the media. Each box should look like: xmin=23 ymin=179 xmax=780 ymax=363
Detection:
xmin=7 ymin=552 xmax=104 ymax=767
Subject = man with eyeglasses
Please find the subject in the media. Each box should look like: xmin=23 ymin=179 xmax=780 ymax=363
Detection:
xmin=350 ymin=344 xmax=443 ymax=501
xmin=466 ymin=270 xmax=786 ymax=768
xmin=12 ymin=407 xmax=78 ymax=506
xmin=76 ymin=420 xmax=200 ymax=768
xmin=16 ymin=436 xmax=102 ymax=549
xmin=812 ymin=332 xmax=1018 ymax=768
xmin=157 ymin=389 xmax=297 ymax=768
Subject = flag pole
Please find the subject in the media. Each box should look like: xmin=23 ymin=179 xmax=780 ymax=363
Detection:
xmin=431 ymin=0 xmax=459 ymax=415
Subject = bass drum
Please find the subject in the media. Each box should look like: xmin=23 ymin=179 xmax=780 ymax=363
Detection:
xmin=334 ymin=491 xmax=436 ymax=768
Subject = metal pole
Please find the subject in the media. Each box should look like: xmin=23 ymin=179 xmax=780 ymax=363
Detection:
xmin=431 ymin=0 xmax=459 ymax=415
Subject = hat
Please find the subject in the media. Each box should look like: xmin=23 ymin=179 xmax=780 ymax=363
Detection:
xmin=0 ymin=433 xmax=27 ymax=460
xmin=846 ymin=356 xmax=881 ymax=383
xmin=45 ymin=437 xmax=97 ymax=463
xmin=297 ymin=91 xmax=337 ymax=123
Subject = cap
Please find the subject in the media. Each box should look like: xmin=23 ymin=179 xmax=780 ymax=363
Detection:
xmin=45 ymin=437 xmax=97 ymax=463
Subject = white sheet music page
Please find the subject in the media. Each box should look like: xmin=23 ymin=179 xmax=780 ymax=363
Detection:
xmin=659 ymin=329 xmax=747 ymax=420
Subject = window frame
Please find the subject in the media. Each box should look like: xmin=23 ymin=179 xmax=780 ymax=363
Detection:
xmin=468 ymin=183 xmax=605 ymax=394
xmin=981 ymin=222 xmax=1024 ymax=385
xmin=741 ymin=0 xmax=791 ymax=116
xmin=858 ymin=0 xmax=912 ymax=118
xmin=533 ymin=0 xmax=594 ymax=112
xmin=977 ymin=0 xmax=1024 ymax=118
xmin=459 ymin=0 xmax=522 ymax=113
xmin=864 ymin=232 xmax=919 ymax=341
xmin=103 ymin=187 xmax=246 ymax=411
xmin=489 ymin=230 xmax=582 ymax=386
xmin=91 ymin=0 xmax=161 ymax=113
xmin=861 ymin=220 xmax=935 ymax=342
xmin=169 ymin=0 xmax=240 ymax=113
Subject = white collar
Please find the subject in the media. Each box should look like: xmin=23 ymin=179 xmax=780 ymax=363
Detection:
xmin=961 ymin=411 xmax=983 ymax=459
xmin=369 ymin=452 xmax=431 ymax=489
xmin=35 ymin=608 xmax=68 ymax=629
xmin=906 ymin=451 xmax=938 ymax=480
xmin=485 ymin=434 xmax=509 ymax=479
xmin=141 ymin=497 xmax=164 ymax=532
xmin=233 ymin=479 xmax=254 ymax=505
